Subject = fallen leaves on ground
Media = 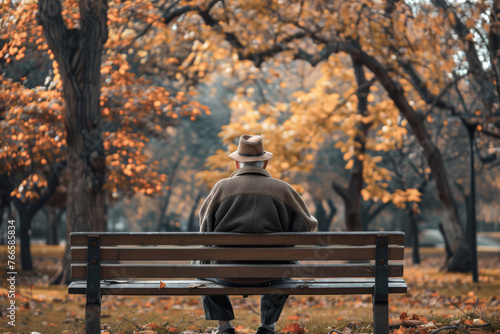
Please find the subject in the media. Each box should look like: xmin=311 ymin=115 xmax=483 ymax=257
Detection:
xmin=1 ymin=251 xmax=500 ymax=333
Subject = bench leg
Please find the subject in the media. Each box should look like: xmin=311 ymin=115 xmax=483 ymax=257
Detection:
xmin=373 ymin=302 xmax=389 ymax=334
xmin=85 ymin=301 xmax=101 ymax=334
xmin=86 ymin=236 xmax=102 ymax=334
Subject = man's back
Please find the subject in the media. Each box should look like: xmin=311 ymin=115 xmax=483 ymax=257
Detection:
xmin=199 ymin=166 xmax=317 ymax=233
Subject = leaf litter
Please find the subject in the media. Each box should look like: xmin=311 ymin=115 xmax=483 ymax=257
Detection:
xmin=1 ymin=251 xmax=499 ymax=333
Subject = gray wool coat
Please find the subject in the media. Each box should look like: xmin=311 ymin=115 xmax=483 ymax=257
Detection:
xmin=198 ymin=166 xmax=318 ymax=284
xmin=199 ymin=166 xmax=318 ymax=233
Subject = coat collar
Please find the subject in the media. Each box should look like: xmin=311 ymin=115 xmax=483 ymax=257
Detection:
xmin=230 ymin=166 xmax=272 ymax=178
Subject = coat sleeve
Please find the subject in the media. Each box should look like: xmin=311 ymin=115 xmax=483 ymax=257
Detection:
xmin=286 ymin=185 xmax=318 ymax=232
xmin=292 ymin=202 xmax=318 ymax=232
xmin=198 ymin=189 xmax=213 ymax=232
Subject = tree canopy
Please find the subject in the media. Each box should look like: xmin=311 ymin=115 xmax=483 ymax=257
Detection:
xmin=2 ymin=0 xmax=500 ymax=275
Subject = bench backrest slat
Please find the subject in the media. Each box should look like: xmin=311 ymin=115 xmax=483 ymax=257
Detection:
xmin=70 ymin=232 xmax=405 ymax=281
xmin=71 ymin=246 xmax=405 ymax=262
xmin=71 ymin=263 xmax=404 ymax=279
xmin=70 ymin=232 xmax=405 ymax=246
xmin=71 ymin=246 xmax=404 ymax=262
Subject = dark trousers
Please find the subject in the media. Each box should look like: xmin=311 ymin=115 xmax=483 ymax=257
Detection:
xmin=200 ymin=277 xmax=289 ymax=324
xmin=202 ymin=293 xmax=289 ymax=324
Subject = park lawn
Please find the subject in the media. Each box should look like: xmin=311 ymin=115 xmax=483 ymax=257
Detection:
xmin=0 ymin=246 xmax=499 ymax=333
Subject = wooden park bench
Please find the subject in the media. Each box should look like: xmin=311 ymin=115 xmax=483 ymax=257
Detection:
xmin=68 ymin=232 xmax=407 ymax=334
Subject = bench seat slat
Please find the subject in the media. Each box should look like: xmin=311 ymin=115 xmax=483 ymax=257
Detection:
xmin=68 ymin=278 xmax=408 ymax=296
xmin=71 ymin=246 xmax=405 ymax=262
xmin=71 ymin=263 xmax=404 ymax=279
xmin=70 ymin=232 xmax=405 ymax=246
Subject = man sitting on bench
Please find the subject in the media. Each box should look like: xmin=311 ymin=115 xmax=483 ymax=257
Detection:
xmin=198 ymin=134 xmax=318 ymax=334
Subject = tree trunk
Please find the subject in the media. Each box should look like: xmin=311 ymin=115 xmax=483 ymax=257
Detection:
xmin=361 ymin=201 xmax=391 ymax=230
xmin=489 ymin=0 xmax=500 ymax=131
xmin=314 ymin=198 xmax=336 ymax=231
xmin=408 ymin=178 xmax=430 ymax=265
xmin=350 ymin=49 xmax=471 ymax=272
xmin=0 ymin=174 xmax=12 ymax=244
xmin=18 ymin=209 xmax=34 ymax=271
xmin=46 ymin=208 xmax=63 ymax=245
xmin=409 ymin=208 xmax=420 ymax=265
xmin=50 ymin=239 xmax=72 ymax=285
xmin=38 ymin=0 xmax=109 ymax=284
xmin=11 ymin=164 xmax=65 ymax=271
xmin=157 ymin=157 xmax=182 ymax=231
xmin=313 ymin=199 xmax=337 ymax=231
xmin=331 ymin=57 xmax=371 ymax=231
xmin=0 ymin=204 xmax=5 ymax=245
xmin=325 ymin=199 xmax=337 ymax=230
xmin=439 ymin=222 xmax=453 ymax=261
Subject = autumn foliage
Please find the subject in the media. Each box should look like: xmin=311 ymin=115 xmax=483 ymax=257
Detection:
xmin=2 ymin=0 xmax=500 ymax=276
xmin=0 ymin=0 xmax=212 ymax=203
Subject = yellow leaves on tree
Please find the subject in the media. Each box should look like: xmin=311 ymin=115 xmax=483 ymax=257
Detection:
xmin=199 ymin=47 xmax=421 ymax=210
xmin=198 ymin=97 xmax=313 ymax=191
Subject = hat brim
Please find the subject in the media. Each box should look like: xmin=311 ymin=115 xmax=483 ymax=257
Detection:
xmin=228 ymin=151 xmax=273 ymax=162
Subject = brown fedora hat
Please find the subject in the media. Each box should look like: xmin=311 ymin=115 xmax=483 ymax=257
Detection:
xmin=228 ymin=135 xmax=273 ymax=162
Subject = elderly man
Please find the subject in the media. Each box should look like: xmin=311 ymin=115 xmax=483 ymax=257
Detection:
xmin=199 ymin=134 xmax=318 ymax=334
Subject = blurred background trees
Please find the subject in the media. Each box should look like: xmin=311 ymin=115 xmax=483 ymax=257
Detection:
xmin=1 ymin=0 xmax=500 ymax=280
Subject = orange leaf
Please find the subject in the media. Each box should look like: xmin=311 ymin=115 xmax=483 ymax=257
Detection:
xmin=143 ymin=323 xmax=160 ymax=330
xmin=419 ymin=316 xmax=429 ymax=323
xmin=393 ymin=327 xmax=408 ymax=334
xmin=402 ymin=320 xmax=424 ymax=326
xmin=400 ymin=311 xmax=408 ymax=320
xmin=472 ymin=319 xmax=486 ymax=326
xmin=234 ymin=325 xmax=253 ymax=333
xmin=234 ymin=325 xmax=247 ymax=331
xmin=159 ymin=281 xmax=166 ymax=289
xmin=281 ymin=323 xmax=306 ymax=334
